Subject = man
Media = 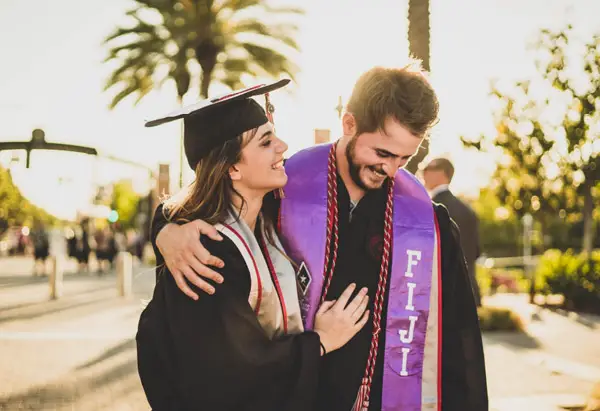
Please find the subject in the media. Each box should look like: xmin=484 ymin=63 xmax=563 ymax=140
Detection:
xmin=422 ymin=158 xmax=482 ymax=307
xmin=152 ymin=64 xmax=488 ymax=410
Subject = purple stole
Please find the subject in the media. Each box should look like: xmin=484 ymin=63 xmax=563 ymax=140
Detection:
xmin=279 ymin=143 xmax=442 ymax=410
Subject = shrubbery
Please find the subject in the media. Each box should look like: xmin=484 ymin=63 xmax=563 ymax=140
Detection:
xmin=477 ymin=306 xmax=525 ymax=332
xmin=536 ymin=249 xmax=600 ymax=313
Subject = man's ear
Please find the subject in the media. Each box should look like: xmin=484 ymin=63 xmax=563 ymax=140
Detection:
xmin=342 ymin=112 xmax=357 ymax=136
xmin=229 ymin=165 xmax=242 ymax=181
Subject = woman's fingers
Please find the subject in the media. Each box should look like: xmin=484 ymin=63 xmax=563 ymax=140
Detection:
xmin=346 ymin=287 xmax=368 ymax=315
xmin=317 ymin=300 xmax=336 ymax=315
xmin=351 ymin=294 xmax=369 ymax=321
xmin=354 ymin=309 xmax=370 ymax=331
xmin=332 ymin=283 xmax=356 ymax=311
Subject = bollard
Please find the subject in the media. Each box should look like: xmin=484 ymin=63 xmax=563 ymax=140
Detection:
xmin=49 ymin=255 xmax=64 ymax=300
xmin=117 ymin=251 xmax=133 ymax=297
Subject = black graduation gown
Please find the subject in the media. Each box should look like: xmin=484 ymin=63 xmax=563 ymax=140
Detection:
xmin=137 ymin=234 xmax=321 ymax=411
xmin=311 ymin=179 xmax=488 ymax=411
xmin=149 ymin=182 xmax=488 ymax=411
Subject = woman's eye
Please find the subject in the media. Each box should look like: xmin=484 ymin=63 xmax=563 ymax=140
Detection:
xmin=261 ymin=140 xmax=272 ymax=147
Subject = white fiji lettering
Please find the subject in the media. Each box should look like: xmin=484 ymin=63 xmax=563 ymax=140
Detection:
xmin=400 ymin=347 xmax=410 ymax=376
xmin=398 ymin=249 xmax=421 ymax=377
xmin=398 ymin=315 xmax=418 ymax=344
xmin=404 ymin=250 xmax=421 ymax=278
xmin=405 ymin=282 xmax=416 ymax=311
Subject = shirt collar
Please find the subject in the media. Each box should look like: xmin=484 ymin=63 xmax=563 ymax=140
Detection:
xmin=429 ymin=184 xmax=450 ymax=199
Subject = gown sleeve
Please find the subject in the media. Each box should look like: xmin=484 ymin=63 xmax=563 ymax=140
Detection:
xmin=137 ymin=235 xmax=321 ymax=411
xmin=149 ymin=203 xmax=167 ymax=268
xmin=435 ymin=204 xmax=489 ymax=411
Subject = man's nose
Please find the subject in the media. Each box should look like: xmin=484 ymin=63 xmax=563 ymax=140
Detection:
xmin=383 ymin=160 xmax=399 ymax=178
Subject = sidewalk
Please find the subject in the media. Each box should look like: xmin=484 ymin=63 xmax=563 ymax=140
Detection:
xmin=0 ymin=256 xmax=155 ymax=411
xmin=484 ymin=293 xmax=600 ymax=411
xmin=1 ymin=257 xmax=599 ymax=410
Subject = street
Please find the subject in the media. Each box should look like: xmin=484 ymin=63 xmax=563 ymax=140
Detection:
xmin=0 ymin=256 xmax=598 ymax=410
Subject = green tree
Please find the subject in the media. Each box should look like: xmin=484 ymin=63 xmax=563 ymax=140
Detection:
xmin=110 ymin=180 xmax=141 ymax=230
xmin=0 ymin=167 xmax=57 ymax=235
xmin=405 ymin=0 xmax=431 ymax=174
xmin=462 ymin=25 xmax=600 ymax=254
xmin=103 ymin=0 xmax=302 ymax=104
xmin=103 ymin=0 xmax=302 ymax=187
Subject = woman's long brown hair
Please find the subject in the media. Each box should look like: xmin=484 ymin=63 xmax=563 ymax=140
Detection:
xmin=163 ymin=128 xmax=280 ymax=247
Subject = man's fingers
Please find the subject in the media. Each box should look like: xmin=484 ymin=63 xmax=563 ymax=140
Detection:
xmin=187 ymin=255 xmax=224 ymax=284
xmin=173 ymin=271 xmax=199 ymax=300
xmin=190 ymin=241 xmax=225 ymax=269
xmin=206 ymin=255 xmax=225 ymax=269
xmin=181 ymin=266 xmax=215 ymax=295
xmin=333 ymin=283 xmax=356 ymax=311
xmin=193 ymin=220 xmax=223 ymax=241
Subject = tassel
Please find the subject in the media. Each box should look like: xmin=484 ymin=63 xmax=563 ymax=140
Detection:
xmin=351 ymin=380 xmax=370 ymax=411
xmin=265 ymin=92 xmax=275 ymax=124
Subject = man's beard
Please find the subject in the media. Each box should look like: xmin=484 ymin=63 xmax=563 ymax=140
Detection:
xmin=345 ymin=136 xmax=388 ymax=191
xmin=346 ymin=136 xmax=370 ymax=191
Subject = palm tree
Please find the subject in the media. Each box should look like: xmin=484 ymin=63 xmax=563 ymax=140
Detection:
xmin=405 ymin=0 xmax=431 ymax=174
xmin=103 ymin=0 xmax=302 ymax=186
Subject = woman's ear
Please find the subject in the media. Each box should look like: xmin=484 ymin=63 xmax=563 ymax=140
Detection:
xmin=229 ymin=164 xmax=242 ymax=181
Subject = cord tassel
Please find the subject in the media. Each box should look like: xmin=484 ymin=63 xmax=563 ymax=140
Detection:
xmin=351 ymin=379 xmax=370 ymax=411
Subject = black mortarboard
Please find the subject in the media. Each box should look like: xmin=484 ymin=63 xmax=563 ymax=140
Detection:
xmin=145 ymin=79 xmax=290 ymax=169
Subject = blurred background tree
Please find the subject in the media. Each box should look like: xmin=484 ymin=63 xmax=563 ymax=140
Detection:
xmin=103 ymin=0 xmax=302 ymax=104
xmin=462 ymin=24 xmax=600 ymax=254
xmin=103 ymin=0 xmax=303 ymax=187
xmin=0 ymin=167 xmax=57 ymax=236
xmin=110 ymin=180 xmax=141 ymax=230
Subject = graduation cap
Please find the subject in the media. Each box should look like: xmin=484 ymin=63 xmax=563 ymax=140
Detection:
xmin=146 ymin=79 xmax=290 ymax=169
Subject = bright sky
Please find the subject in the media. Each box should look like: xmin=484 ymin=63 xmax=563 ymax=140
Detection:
xmin=0 ymin=0 xmax=597 ymax=220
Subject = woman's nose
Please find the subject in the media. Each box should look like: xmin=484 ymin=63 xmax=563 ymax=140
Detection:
xmin=276 ymin=137 xmax=288 ymax=153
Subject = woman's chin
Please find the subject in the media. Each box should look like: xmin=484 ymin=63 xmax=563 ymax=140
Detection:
xmin=269 ymin=174 xmax=288 ymax=191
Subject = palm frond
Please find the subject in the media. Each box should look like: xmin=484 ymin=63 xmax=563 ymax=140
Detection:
xmin=109 ymin=82 xmax=144 ymax=109
xmin=104 ymin=26 xmax=154 ymax=44
xmin=133 ymin=75 xmax=156 ymax=105
xmin=230 ymin=20 xmax=300 ymax=50
xmin=102 ymin=0 xmax=302 ymax=109
xmin=262 ymin=4 xmax=304 ymax=15
xmin=104 ymin=53 xmax=157 ymax=90
xmin=216 ymin=0 xmax=262 ymax=12
xmin=213 ymin=56 xmax=260 ymax=88
xmin=241 ymin=43 xmax=299 ymax=80
xmin=104 ymin=37 xmax=165 ymax=62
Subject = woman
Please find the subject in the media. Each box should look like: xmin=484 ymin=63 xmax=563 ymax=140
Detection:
xmin=137 ymin=80 xmax=369 ymax=411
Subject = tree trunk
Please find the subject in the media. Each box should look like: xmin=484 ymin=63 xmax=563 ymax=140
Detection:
xmin=582 ymin=180 xmax=595 ymax=255
xmin=407 ymin=0 xmax=431 ymax=72
xmin=405 ymin=0 xmax=431 ymax=174
xmin=200 ymin=65 xmax=215 ymax=98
